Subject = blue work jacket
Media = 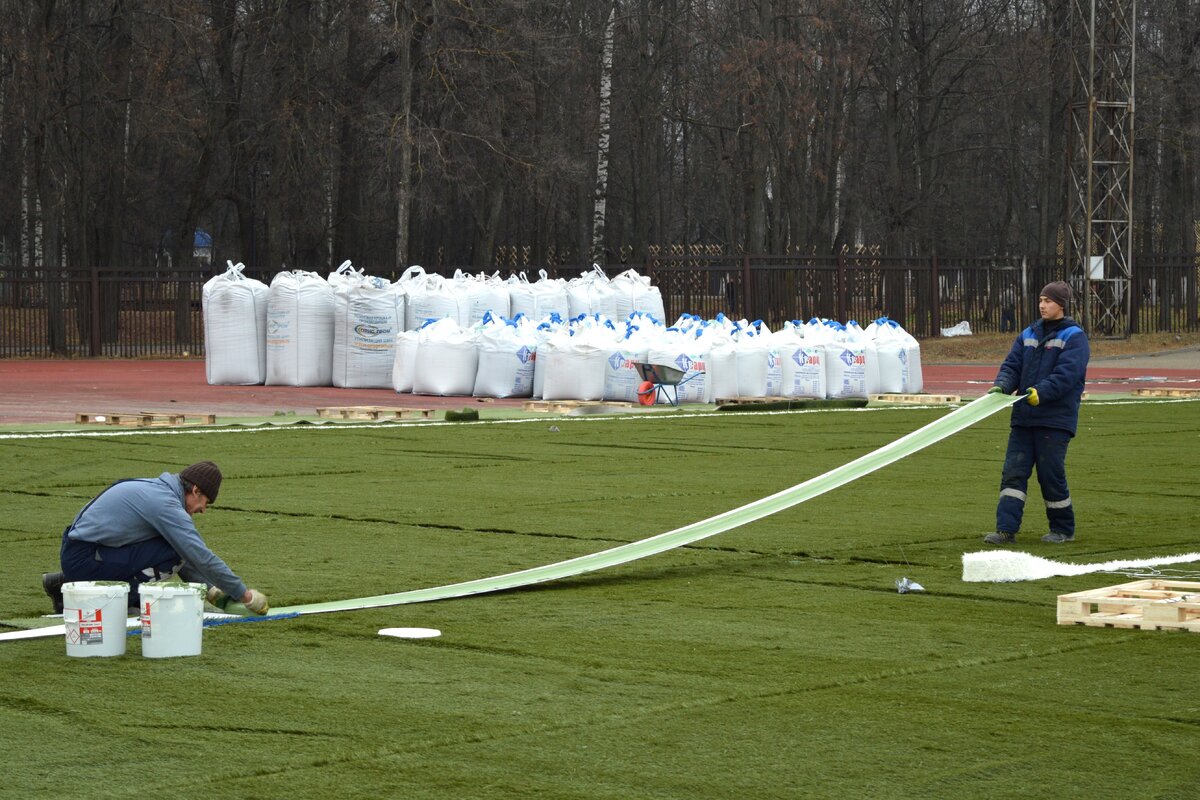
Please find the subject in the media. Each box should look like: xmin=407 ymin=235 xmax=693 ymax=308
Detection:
xmin=67 ymin=472 xmax=248 ymax=598
xmin=994 ymin=316 xmax=1090 ymax=435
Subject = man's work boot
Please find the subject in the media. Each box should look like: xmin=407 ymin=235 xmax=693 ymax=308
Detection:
xmin=1041 ymin=531 xmax=1075 ymax=543
xmin=983 ymin=531 xmax=1017 ymax=546
xmin=42 ymin=572 xmax=65 ymax=614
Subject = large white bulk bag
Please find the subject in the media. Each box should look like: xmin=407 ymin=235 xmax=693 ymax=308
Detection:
xmin=265 ymin=270 xmax=335 ymax=386
xmin=395 ymin=264 xmax=427 ymax=293
xmin=510 ymin=270 xmax=570 ymax=322
xmin=610 ymin=269 xmax=666 ymax=323
xmin=391 ymin=330 xmax=419 ymax=393
xmin=775 ymin=324 xmax=826 ymax=398
xmin=332 ymin=275 xmax=402 ymax=389
xmin=464 ymin=273 xmax=511 ymax=327
xmin=507 ymin=273 xmax=537 ymax=320
xmin=204 ymin=261 xmax=268 ymax=385
xmin=541 ymin=332 xmax=608 ymax=401
xmin=845 ymin=321 xmax=881 ymax=395
xmin=567 ymin=265 xmax=619 ymax=320
xmin=869 ymin=319 xmax=906 ymax=394
xmin=411 ymin=318 xmax=479 ymax=396
xmin=705 ymin=336 xmax=739 ymax=401
xmin=901 ymin=335 xmax=923 ymax=393
xmin=824 ymin=330 xmax=869 ymax=399
xmin=474 ymin=316 xmax=537 ymax=398
xmin=781 ymin=342 xmax=827 ymax=398
xmin=735 ymin=326 xmax=771 ymax=397
xmin=867 ymin=318 xmax=925 ymax=394
xmin=327 ymin=259 xmax=362 ymax=290
xmin=530 ymin=318 xmax=565 ymax=399
xmin=406 ymin=272 xmax=461 ymax=331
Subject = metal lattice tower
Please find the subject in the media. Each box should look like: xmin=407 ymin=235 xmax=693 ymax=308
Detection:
xmin=1066 ymin=0 xmax=1136 ymax=337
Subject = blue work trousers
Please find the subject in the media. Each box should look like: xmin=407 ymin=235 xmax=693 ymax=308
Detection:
xmin=995 ymin=426 xmax=1074 ymax=536
xmin=60 ymin=529 xmax=181 ymax=604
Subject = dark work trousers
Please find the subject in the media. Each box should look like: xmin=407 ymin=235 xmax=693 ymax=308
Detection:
xmin=995 ymin=426 xmax=1074 ymax=536
xmin=60 ymin=529 xmax=181 ymax=606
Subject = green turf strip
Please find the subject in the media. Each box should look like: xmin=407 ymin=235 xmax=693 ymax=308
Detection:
xmin=272 ymin=393 xmax=1019 ymax=615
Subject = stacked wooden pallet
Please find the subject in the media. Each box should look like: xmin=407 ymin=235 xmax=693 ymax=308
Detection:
xmin=1057 ymin=579 xmax=1200 ymax=632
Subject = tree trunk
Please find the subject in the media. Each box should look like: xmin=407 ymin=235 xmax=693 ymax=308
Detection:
xmin=591 ymin=3 xmax=616 ymax=264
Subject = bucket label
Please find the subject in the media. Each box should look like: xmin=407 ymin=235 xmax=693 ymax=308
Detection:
xmin=141 ymin=602 xmax=152 ymax=639
xmin=66 ymin=609 xmax=104 ymax=645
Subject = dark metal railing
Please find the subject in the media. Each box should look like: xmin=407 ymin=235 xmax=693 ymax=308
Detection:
xmin=1 ymin=256 xmax=1195 ymax=357
xmin=0 ymin=267 xmax=204 ymax=358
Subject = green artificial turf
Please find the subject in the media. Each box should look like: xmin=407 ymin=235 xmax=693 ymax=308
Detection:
xmin=1 ymin=400 xmax=1199 ymax=799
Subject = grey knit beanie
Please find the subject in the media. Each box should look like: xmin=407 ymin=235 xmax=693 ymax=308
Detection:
xmin=180 ymin=461 xmax=222 ymax=503
xmin=1040 ymin=281 xmax=1070 ymax=310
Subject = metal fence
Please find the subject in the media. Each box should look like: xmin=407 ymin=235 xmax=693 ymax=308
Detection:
xmin=1 ymin=256 xmax=1196 ymax=357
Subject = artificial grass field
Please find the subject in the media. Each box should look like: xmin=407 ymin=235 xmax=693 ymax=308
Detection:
xmin=1 ymin=400 xmax=1198 ymax=799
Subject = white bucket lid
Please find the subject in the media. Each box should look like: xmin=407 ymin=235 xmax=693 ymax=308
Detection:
xmin=139 ymin=582 xmax=204 ymax=599
xmin=62 ymin=580 xmax=129 ymax=597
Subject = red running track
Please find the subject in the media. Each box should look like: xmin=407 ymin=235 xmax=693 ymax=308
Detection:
xmin=0 ymin=359 xmax=1196 ymax=425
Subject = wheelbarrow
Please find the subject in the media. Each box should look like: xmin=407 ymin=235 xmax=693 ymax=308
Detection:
xmin=633 ymin=362 xmax=703 ymax=406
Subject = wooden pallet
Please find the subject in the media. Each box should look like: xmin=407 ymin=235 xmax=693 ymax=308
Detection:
xmin=315 ymin=406 xmax=435 ymax=420
xmin=76 ymin=411 xmax=217 ymax=427
xmin=1132 ymin=387 xmax=1200 ymax=398
xmin=1057 ymin=579 xmax=1200 ymax=632
xmin=713 ymin=396 xmax=803 ymax=406
xmin=869 ymin=393 xmax=961 ymax=404
xmin=522 ymin=400 xmax=634 ymax=413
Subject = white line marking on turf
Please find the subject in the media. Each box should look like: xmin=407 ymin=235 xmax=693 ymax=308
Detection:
xmin=0 ymin=397 xmax=1192 ymax=441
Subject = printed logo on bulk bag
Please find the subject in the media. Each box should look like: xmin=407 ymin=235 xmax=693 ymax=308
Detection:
xmin=607 ymin=352 xmax=637 ymax=371
xmin=793 ymin=348 xmax=820 ymax=367
xmin=353 ymin=318 xmax=394 ymax=351
xmin=517 ymin=346 xmax=533 ymax=364
xmin=839 ymin=349 xmax=865 ymax=367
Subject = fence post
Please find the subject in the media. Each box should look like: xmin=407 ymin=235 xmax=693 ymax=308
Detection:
xmin=930 ymin=253 xmax=940 ymax=337
xmin=741 ymin=254 xmax=752 ymax=320
xmin=90 ymin=265 xmax=101 ymax=357
xmin=836 ymin=251 xmax=846 ymax=323
xmin=1129 ymin=258 xmax=1141 ymax=334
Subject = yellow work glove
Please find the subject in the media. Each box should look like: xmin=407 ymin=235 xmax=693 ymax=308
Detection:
xmin=244 ymin=589 xmax=270 ymax=616
xmin=1026 ymin=387 xmax=1039 ymax=406
xmin=205 ymin=586 xmax=231 ymax=610
xmin=987 ymin=386 xmax=1005 ymax=395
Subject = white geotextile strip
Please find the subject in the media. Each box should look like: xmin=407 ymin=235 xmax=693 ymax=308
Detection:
xmin=961 ymin=550 xmax=1200 ymax=583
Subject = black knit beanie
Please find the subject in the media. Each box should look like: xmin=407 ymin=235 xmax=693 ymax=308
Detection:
xmin=180 ymin=461 xmax=222 ymax=503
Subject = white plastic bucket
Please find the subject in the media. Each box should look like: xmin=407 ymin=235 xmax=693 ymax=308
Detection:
xmin=62 ymin=581 xmax=130 ymax=658
xmin=139 ymin=583 xmax=204 ymax=658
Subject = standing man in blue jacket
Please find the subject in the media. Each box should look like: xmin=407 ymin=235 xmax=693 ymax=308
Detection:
xmin=984 ymin=281 xmax=1090 ymax=545
xmin=42 ymin=461 xmax=270 ymax=615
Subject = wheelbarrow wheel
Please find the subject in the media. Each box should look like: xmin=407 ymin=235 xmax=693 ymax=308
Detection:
xmin=636 ymin=380 xmax=657 ymax=406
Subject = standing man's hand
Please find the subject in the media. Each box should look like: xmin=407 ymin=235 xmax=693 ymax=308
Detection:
xmin=1026 ymin=387 xmax=1040 ymax=406
xmin=987 ymin=386 xmax=1006 ymax=395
